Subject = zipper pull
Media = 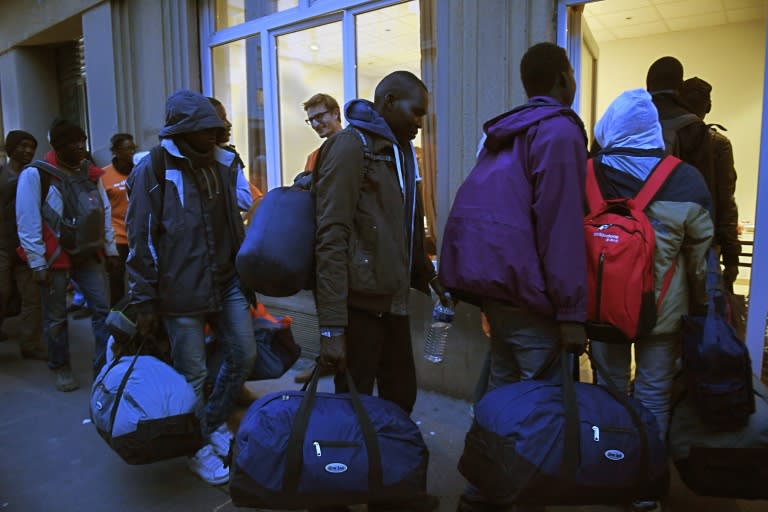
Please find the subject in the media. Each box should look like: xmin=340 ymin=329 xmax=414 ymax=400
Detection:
xmin=313 ymin=441 xmax=322 ymax=457
xmin=592 ymin=425 xmax=600 ymax=441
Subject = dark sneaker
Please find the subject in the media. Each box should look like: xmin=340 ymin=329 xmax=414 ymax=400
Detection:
xmin=54 ymin=367 xmax=79 ymax=392
xmin=456 ymin=495 xmax=514 ymax=512
xmin=21 ymin=347 xmax=48 ymax=361
xmin=632 ymin=500 xmax=661 ymax=512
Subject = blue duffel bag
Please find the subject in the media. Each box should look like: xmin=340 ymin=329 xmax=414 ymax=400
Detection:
xmin=235 ymin=182 xmax=315 ymax=297
xmin=229 ymin=368 xmax=429 ymax=509
xmin=459 ymin=349 xmax=669 ymax=507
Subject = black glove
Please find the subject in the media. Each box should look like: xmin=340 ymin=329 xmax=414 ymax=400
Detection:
xmin=430 ymin=276 xmax=453 ymax=308
xmin=723 ymin=265 xmax=738 ymax=293
xmin=32 ymin=268 xmax=51 ymax=287
xmin=319 ymin=333 xmax=347 ymax=372
xmin=559 ymin=321 xmax=586 ymax=355
xmin=136 ymin=312 xmax=160 ymax=338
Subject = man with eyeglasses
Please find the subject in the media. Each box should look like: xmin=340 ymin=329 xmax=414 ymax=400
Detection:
xmin=302 ymin=93 xmax=343 ymax=173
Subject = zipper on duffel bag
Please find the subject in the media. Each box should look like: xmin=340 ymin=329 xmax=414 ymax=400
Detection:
xmin=312 ymin=440 xmax=361 ymax=456
xmin=591 ymin=425 xmax=632 ymax=441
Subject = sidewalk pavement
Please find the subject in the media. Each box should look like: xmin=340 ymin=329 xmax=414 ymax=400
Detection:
xmin=0 ymin=315 xmax=765 ymax=512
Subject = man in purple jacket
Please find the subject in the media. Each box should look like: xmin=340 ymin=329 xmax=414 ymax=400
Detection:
xmin=444 ymin=43 xmax=588 ymax=511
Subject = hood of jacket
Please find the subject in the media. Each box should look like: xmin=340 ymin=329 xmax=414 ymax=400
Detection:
xmin=482 ymin=96 xmax=582 ymax=152
xmin=344 ymin=99 xmax=398 ymax=144
xmin=594 ymin=88 xmax=665 ymax=181
xmin=158 ymin=89 xmax=224 ymax=138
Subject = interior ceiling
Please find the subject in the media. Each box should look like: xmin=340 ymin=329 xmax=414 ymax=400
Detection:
xmin=584 ymin=0 xmax=768 ymax=42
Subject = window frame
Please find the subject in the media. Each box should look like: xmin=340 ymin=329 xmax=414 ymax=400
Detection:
xmin=201 ymin=0 xmax=414 ymax=190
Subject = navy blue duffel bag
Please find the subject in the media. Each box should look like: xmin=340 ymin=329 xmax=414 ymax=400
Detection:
xmin=459 ymin=349 xmax=669 ymax=507
xmin=236 ymin=182 xmax=315 ymax=297
xmin=230 ymin=368 xmax=429 ymax=509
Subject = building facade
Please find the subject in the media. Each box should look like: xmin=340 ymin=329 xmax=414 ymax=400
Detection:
xmin=1 ymin=0 xmax=766 ymax=398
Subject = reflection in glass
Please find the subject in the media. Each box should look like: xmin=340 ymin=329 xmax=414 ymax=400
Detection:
xmin=212 ymin=38 xmax=268 ymax=192
xmin=215 ymin=0 xmax=299 ymax=30
xmin=276 ymin=21 xmax=343 ymax=185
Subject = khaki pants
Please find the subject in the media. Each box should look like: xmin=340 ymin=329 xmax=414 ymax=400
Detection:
xmin=0 ymin=247 xmax=43 ymax=352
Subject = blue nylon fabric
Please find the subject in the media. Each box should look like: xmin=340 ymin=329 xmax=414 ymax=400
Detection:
xmin=235 ymin=390 xmax=427 ymax=493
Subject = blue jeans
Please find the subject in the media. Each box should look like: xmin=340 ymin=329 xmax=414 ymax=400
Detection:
xmin=43 ymin=257 xmax=110 ymax=373
xmin=590 ymin=333 xmax=679 ymax=436
xmin=164 ymin=279 xmax=257 ymax=437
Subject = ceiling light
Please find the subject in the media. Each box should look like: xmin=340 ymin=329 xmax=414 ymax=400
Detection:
xmin=309 ymin=44 xmax=319 ymax=51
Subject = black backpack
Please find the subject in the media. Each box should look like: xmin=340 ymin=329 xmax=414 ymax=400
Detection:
xmin=660 ymin=113 xmax=700 ymax=157
xmin=32 ymin=160 xmax=105 ymax=257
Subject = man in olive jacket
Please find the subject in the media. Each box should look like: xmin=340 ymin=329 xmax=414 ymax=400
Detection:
xmin=313 ymin=70 xmax=448 ymax=415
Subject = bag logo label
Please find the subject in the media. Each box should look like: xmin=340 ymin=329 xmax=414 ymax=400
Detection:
xmin=592 ymin=231 xmax=619 ymax=243
xmin=325 ymin=463 xmax=348 ymax=473
xmin=604 ymin=449 xmax=625 ymax=461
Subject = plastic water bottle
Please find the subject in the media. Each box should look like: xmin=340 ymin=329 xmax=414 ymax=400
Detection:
xmin=423 ymin=300 xmax=454 ymax=363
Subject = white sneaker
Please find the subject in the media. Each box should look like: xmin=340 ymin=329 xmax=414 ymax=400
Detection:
xmin=188 ymin=444 xmax=229 ymax=485
xmin=209 ymin=424 xmax=234 ymax=458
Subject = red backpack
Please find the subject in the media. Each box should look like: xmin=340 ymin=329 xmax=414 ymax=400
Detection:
xmin=584 ymin=156 xmax=680 ymax=343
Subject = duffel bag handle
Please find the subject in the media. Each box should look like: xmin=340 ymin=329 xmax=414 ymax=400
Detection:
xmin=92 ymin=337 xmax=146 ymax=441
xmin=283 ymin=365 xmax=383 ymax=495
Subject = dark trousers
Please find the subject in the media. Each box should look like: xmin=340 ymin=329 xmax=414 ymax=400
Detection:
xmin=333 ymin=308 xmax=417 ymax=415
xmin=108 ymin=243 xmax=128 ymax=307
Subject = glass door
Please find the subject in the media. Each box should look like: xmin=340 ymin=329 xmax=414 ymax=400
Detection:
xmin=275 ymin=20 xmax=343 ymax=186
xmin=212 ymin=35 xmax=269 ymax=193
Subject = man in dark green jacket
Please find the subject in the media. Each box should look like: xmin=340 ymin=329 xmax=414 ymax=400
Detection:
xmin=313 ymin=71 xmax=448 ymax=416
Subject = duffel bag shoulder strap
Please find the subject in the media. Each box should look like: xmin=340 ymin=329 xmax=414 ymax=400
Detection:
xmin=284 ymin=365 xmax=383 ymax=494
xmin=95 ymin=339 xmax=146 ymax=440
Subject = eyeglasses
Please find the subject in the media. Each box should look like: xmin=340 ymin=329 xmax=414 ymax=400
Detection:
xmin=305 ymin=110 xmax=329 ymax=125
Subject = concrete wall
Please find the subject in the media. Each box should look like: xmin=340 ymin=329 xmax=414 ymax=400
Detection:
xmin=0 ymin=0 xmax=202 ymax=162
xmin=0 ymin=0 xmax=100 ymax=54
xmin=0 ymin=47 xmax=61 ymax=154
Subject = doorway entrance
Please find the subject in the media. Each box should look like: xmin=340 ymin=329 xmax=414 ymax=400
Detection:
xmin=558 ymin=0 xmax=768 ymax=374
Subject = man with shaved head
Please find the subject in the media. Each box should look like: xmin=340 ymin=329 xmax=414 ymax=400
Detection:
xmin=313 ymin=70 xmax=448 ymax=411
xmin=312 ymin=70 xmax=444 ymax=511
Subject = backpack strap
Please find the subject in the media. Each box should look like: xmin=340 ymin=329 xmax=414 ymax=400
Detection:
xmin=662 ymin=113 xmax=700 ymax=134
xmin=585 ymin=159 xmax=605 ymax=215
xmin=30 ymin=159 xmax=66 ymax=180
xmin=632 ymin=155 xmax=681 ymax=211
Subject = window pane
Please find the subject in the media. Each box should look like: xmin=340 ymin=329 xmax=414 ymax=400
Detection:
xmin=215 ymin=0 xmax=299 ymax=30
xmin=356 ymin=1 xmax=421 ymax=102
xmin=276 ymin=21 xmax=343 ymax=185
xmin=212 ymin=37 xmax=268 ymax=193
xmin=355 ymin=1 xmax=438 ymax=251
